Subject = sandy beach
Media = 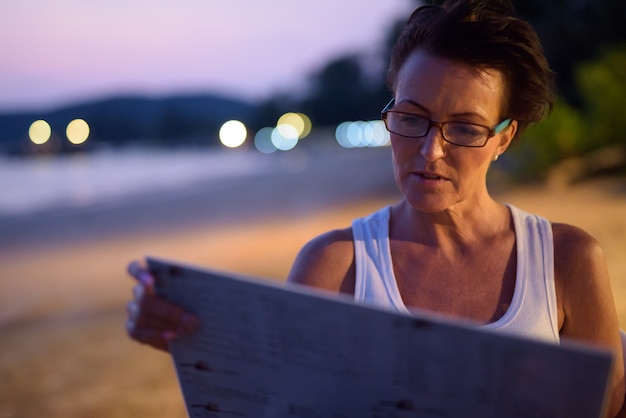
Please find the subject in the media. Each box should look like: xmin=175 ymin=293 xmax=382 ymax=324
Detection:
xmin=1 ymin=146 xmax=625 ymax=417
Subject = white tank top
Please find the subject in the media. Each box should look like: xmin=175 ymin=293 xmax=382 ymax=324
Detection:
xmin=352 ymin=204 xmax=560 ymax=344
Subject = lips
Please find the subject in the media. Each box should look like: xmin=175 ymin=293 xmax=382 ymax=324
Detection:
xmin=414 ymin=170 xmax=449 ymax=181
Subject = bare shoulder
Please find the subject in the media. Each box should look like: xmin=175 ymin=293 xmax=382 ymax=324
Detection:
xmin=552 ymin=221 xmax=598 ymax=246
xmin=287 ymin=227 xmax=356 ymax=295
xmin=552 ymin=222 xmax=625 ymax=415
xmin=552 ymin=221 xmax=617 ymax=338
xmin=552 ymin=222 xmax=610 ymax=313
xmin=552 ymin=222 xmax=606 ymax=280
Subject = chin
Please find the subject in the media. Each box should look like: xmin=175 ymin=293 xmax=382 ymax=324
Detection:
xmin=403 ymin=192 xmax=454 ymax=214
xmin=396 ymin=175 xmax=459 ymax=211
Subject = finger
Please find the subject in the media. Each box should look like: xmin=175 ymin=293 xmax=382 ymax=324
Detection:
xmin=126 ymin=298 xmax=163 ymax=326
xmin=125 ymin=318 xmax=173 ymax=352
xmin=127 ymin=260 xmax=155 ymax=293
xmin=139 ymin=302 xmax=198 ymax=335
xmin=126 ymin=298 xmax=183 ymax=331
xmin=132 ymin=282 xmax=150 ymax=301
xmin=131 ymin=284 xmax=198 ymax=334
xmin=127 ymin=260 xmax=145 ymax=280
xmin=126 ymin=300 xmax=139 ymax=322
xmin=126 ymin=300 xmax=180 ymax=340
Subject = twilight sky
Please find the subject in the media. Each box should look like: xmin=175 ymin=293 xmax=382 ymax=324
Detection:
xmin=0 ymin=0 xmax=413 ymax=112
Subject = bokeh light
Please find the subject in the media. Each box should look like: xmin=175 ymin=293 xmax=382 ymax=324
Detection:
xmin=335 ymin=120 xmax=389 ymax=148
xmin=254 ymin=127 xmax=276 ymax=154
xmin=28 ymin=120 xmax=52 ymax=145
xmin=277 ymin=112 xmax=312 ymax=139
xmin=66 ymin=119 xmax=90 ymax=145
xmin=219 ymin=120 xmax=247 ymax=148
xmin=271 ymin=125 xmax=298 ymax=151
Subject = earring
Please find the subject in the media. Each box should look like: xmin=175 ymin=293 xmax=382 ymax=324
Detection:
xmin=493 ymin=154 xmax=499 ymax=161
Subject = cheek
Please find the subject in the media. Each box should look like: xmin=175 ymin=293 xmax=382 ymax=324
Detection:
xmin=390 ymin=141 xmax=414 ymax=177
xmin=390 ymin=138 xmax=418 ymax=165
xmin=390 ymin=146 xmax=403 ymax=182
xmin=456 ymin=152 xmax=494 ymax=184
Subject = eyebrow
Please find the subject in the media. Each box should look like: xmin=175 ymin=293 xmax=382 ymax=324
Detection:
xmin=395 ymin=99 xmax=489 ymax=122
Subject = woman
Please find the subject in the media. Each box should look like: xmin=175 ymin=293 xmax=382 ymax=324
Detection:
xmin=126 ymin=0 xmax=625 ymax=415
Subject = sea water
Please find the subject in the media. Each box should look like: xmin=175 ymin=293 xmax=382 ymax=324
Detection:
xmin=0 ymin=146 xmax=276 ymax=216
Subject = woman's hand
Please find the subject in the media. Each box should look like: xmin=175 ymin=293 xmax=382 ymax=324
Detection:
xmin=125 ymin=260 xmax=198 ymax=352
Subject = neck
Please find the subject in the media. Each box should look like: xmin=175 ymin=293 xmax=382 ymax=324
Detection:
xmin=391 ymin=197 xmax=510 ymax=251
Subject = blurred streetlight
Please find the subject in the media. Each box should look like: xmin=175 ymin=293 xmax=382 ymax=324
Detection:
xmin=29 ymin=120 xmax=52 ymax=145
xmin=219 ymin=120 xmax=247 ymax=148
xmin=66 ymin=119 xmax=90 ymax=145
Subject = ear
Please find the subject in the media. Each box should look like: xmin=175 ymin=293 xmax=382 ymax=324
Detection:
xmin=494 ymin=119 xmax=517 ymax=157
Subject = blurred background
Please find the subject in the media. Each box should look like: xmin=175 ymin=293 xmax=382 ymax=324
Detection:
xmin=1 ymin=0 xmax=625 ymax=417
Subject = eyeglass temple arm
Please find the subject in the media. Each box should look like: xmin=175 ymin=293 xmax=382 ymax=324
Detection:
xmin=493 ymin=118 xmax=512 ymax=134
xmin=381 ymin=98 xmax=395 ymax=115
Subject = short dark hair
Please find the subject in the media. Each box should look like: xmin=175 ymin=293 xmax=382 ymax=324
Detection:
xmin=387 ymin=0 xmax=555 ymax=140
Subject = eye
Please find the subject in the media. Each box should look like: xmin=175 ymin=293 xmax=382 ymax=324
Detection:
xmin=397 ymin=113 xmax=427 ymax=127
xmin=448 ymin=123 xmax=484 ymax=138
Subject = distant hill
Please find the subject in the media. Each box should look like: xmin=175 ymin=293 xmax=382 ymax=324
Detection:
xmin=0 ymin=94 xmax=259 ymax=153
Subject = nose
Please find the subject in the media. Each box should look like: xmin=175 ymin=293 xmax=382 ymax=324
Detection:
xmin=420 ymin=125 xmax=446 ymax=161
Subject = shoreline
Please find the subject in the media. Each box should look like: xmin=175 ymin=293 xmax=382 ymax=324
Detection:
xmin=0 ymin=146 xmax=399 ymax=251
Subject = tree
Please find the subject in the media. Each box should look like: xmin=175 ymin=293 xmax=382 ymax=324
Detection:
xmin=300 ymin=55 xmax=382 ymax=126
xmin=512 ymin=0 xmax=626 ymax=104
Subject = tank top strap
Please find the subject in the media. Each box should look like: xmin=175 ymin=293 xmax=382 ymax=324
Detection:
xmin=352 ymin=206 xmax=410 ymax=313
xmin=481 ymin=204 xmax=559 ymax=343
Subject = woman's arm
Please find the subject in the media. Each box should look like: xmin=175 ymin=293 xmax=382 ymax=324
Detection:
xmin=287 ymin=227 xmax=356 ymax=295
xmin=554 ymin=223 xmax=625 ymax=417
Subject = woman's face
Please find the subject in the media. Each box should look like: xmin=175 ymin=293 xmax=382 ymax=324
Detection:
xmin=390 ymin=50 xmax=517 ymax=213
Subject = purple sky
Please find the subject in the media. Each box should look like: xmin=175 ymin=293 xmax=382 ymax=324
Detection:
xmin=0 ymin=1 xmax=413 ymax=112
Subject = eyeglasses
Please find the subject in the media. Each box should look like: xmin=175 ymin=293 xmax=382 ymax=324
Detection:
xmin=381 ymin=99 xmax=512 ymax=148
